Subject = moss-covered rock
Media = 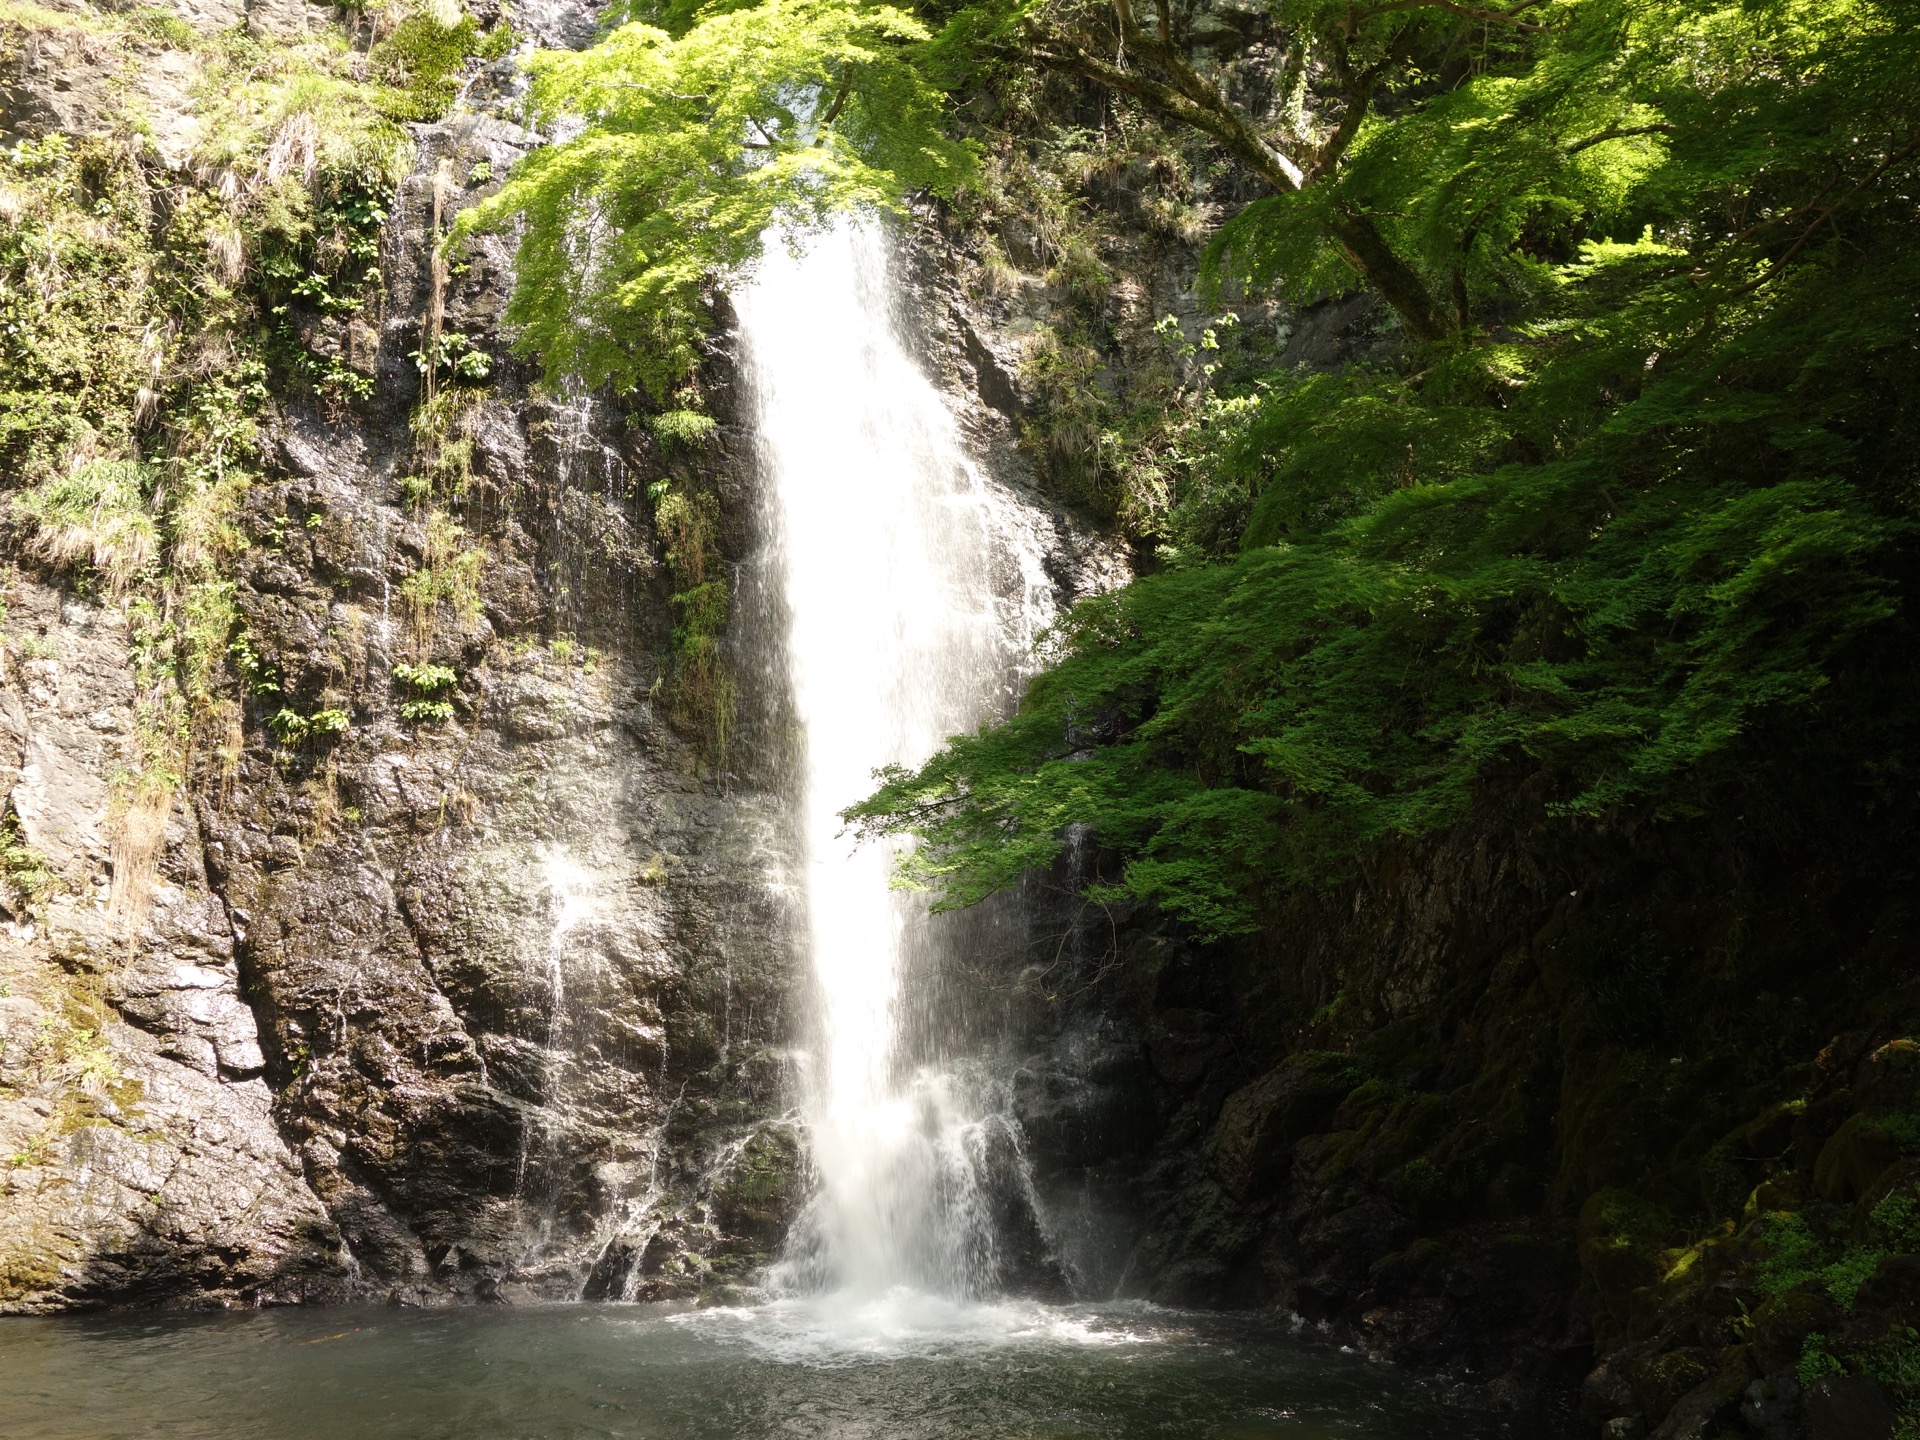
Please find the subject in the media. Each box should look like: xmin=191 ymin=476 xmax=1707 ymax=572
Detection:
xmin=1750 ymin=1290 xmax=1843 ymax=1374
xmin=709 ymin=1123 xmax=803 ymax=1250
xmin=1210 ymin=1050 xmax=1366 ymax=1199
xmin=1816 ymin=1116 xmax=1904 ymax=1204
xmin=1629 ymin=1347 xmax=1711 ymax=1428
xmin=1581 ymin=1189 xmax=1676 ymax=1338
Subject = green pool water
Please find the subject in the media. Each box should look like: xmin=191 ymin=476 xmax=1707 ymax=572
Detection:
xmin=0 ymin=1294 xmax=1506 ymax=1439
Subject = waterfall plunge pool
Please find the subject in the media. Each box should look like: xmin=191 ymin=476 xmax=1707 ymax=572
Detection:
xmin=0 ymin=1297 xmax=1505 ymax=1439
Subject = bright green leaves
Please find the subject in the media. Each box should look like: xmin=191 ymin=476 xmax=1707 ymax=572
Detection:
xmin=394 ymin=661 xmax=459 ymax=724
xmin=852 ymin=0 xmax=1920 ymax=939
xmin=368 ymin=9 xmax=513 ymax=121
xmin=1204 ymin=0 xmax=1674 ymax=325
xmin=457 ymin=0 xmax=976 ymax=396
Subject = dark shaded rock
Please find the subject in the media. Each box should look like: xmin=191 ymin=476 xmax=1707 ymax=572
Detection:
xmin=1648 ymin=1356 xmax=1751 ymax=1440
xmin=1631 ymin=1347 xmax=1712 ymax=1427
xmin=1010 ymin=1032 xmax=1157 ymax=1166
xmin=1585 ymin=1347 xmax=1648 ymax=1423
xmin=1144 ymin=1007 xmax=1225 ymax=1087
xmin=1854 ymin=1039 xmax=1920 ymax=1118
xmin=958 ymin=315 xmax=1025 ymax=417
xmin=1742 ymin=1373 xmax=1805 ymax=1440
xmin=1749 ymin=1291 xmax=1842 ymax=1375
xmin=1803 ymin=1376 xmax=1897 ymax=1440
xmin=1211 ymin=1050 xmax=1366 ymax=1199
xmin=1852 ymin=1251 xmax=1920 ymax=1319
xmin=1814 ymin=1116 xmax=1902 ymax=1203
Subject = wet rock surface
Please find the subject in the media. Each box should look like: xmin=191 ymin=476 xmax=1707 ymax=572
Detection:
xmin=951 ymin=793 xmax=1920 ymax=1440
xmin=0 ymin=582 xmax=345 ymax=1311
xmin=0 ymin=0 xmax=1126 ymax=1314
xmin=1 ymin=0 xmax=804 ymax=1310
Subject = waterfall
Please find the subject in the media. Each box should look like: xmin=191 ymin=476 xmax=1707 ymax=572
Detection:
xmin=736 ymin=216 xmax=1056 ymax=1301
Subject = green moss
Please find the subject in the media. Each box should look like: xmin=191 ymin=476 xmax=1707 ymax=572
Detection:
xmin=400 ymin=511 xmax=485 ymax=636
xmin=1757 ymin=1180 xmax=1920 ymax=1312
xmin=0 ymin=1232 xmax=67 ymax=1300
xmin=651 ymin=479 xmax=735 ymax=763
xmin=1578 ymin=1186 xmax=1679 ymax=1344
xmin=0 ymin=809 xmax=53 ymax=912
xmin=404 ymin=389 xmax=483 ymax=506
xmin=1800 ymin=1331 xmax=1846 ymax=1386
xmin=367 ymin=12 xmax=492 ymax=121
xmin=0 ymin=7 xmax=439 ymax=873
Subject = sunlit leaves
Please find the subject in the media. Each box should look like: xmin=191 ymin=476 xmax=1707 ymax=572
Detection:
xmin=853 ymin=0 xmax=1920 ymax=938
xmin=457 ymin=0 xmax=975 ymax=395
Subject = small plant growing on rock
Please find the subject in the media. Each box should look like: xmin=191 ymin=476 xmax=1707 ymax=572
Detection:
xmin=0 ymin=810 xmax=52 ymax=915
xmin=409 ymin=331 xmax=492 ymax=384
xmin=393 ymin=661 xmax=457 ymax=723
xmin=267 ymin=706 xmax=350 ymax=746
xmin=228 ymin=631 xmax=280 ymax=697
xmin=649 ymin=409 xmax=717 ymax=451
xmin=400 ymin=512 xmax=485 ymax=637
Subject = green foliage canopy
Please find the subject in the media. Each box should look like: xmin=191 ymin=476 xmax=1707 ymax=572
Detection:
xmin=454 ymin=0 xmax=975 ymax=395
xmin=849 ymin=0 xmax=1920 ymax=939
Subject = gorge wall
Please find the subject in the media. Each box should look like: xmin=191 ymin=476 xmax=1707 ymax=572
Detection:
xmin=0 ymin=0 xmax=1116 ymax=1312
xmin=0 ymin=0 xmax=803 ymax=1308
xmin=6 ymin=6 xmax=1919 ymax=1440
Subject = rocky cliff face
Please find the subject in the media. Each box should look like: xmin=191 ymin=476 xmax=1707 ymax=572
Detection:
xmin=0 ymin=0 xmax=811 ymax=1309
xmin=0 ymin=577 xmax=342 ymax=1307
xmin=0 ymin=0 xmax=1126 ymax=1314
xmin=984 ymin=792 xmax=1920 ymax=1437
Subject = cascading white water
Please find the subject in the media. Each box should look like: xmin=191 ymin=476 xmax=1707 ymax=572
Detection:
xmin=736 ymin=216 xmax=1056 ymax=1301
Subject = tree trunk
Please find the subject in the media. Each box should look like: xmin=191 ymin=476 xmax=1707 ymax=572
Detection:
xmin=1332 ymin=208 xmax=1451 ymax=344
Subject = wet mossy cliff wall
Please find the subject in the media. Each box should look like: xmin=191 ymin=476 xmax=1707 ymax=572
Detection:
xmin=0 ymin=0 xmax=1121 ymax=1313
xmin=991 ymin=782 xmax=1920 ymax=1437
xmin=0 ymin=0 xmax=813 ymax=1309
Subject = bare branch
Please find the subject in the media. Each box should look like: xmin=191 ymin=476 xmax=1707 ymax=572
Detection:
xmin=1352 ymin=0 xmax=1549 ymax=32
xmin=819 ymin=76 xmax=853 ymax=127
xmin=1563 ymin=122 xmax=1676 ymax=156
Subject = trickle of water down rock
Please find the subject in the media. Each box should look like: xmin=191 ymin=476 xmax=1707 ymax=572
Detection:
xmin=737 ymin=217 xmax=1062 ymax=1305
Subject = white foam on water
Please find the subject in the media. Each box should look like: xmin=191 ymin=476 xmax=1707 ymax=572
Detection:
xmin=667 ymin=1294 xmax=1178 ymax=1366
